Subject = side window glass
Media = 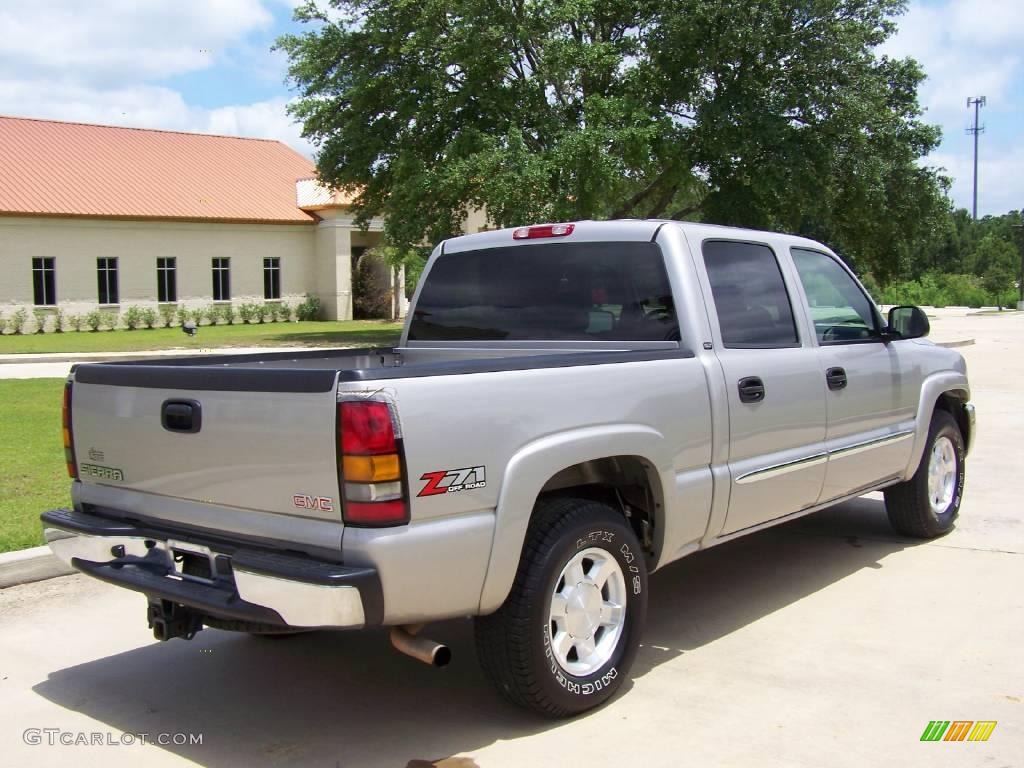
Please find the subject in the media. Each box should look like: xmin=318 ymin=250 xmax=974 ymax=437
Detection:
xmin=791 ymin=249 xmax=878 ymax=343
xmin=702 ymin=241 xmax=799 ymax=348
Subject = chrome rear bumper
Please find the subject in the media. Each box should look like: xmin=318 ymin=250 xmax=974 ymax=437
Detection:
xmin=41 ymin=508 xmax=382 ymax=629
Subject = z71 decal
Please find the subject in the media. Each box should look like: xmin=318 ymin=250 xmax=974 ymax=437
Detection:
xmin=418 ymin=466 xmax=487 ymax=497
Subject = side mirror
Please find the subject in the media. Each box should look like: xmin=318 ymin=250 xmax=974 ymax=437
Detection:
xmin=886 ymin=305 xmax=929 ymax=340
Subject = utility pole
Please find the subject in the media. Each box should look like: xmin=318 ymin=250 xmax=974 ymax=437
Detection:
xmin=966 ymin=96 xmax=986 ymax=220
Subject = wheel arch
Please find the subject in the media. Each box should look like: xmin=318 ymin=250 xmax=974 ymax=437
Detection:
xmin=477 ymin=425 xmax=670 ymax=615
xmin=903 ymin=372 xmax=971 ymax=481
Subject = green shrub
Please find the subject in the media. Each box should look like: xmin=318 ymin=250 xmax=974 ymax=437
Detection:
xmin=33 ymin=309 xmax=49 ymax=333
xmin=158 ymin=305 xmax=176 ymax=328
xmin=66 ymin=314 xmax=83 ymax=332
xmin=295 ymin=294 xmax=322 ymax=321
xmin=8 ymin=308 xmax=29 ymax=334
xmin=879 ymin=273 xmax=998 ymax=309
xmin=141 ymin=308 xmax=158 ymax=329
xmin=124 ymin=305 xmax=144 ymax=330
xmin=101 ymin=310 xmax=120 ymax=330
xmin=237 ymin=302 xmax=257 ymax=324
xmin=254 ymin=304 xmax=270 ymax=323
xmin=53 ymin=308 xmax=66 ymax=333
xmin=275 ymin=302 xmax=293 ymax=322
xmin=218 ymin=304 xmax=236 ymax=325
xmin=200 ymin=305 xmax=219 ymax=325
xmin=175 ymin=305 xmax=189 ymax=326
xmin=85 ymin=310 xmax=102 ymax=332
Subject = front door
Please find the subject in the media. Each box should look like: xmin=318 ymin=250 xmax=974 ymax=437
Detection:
xmin=789 ymin=248 xmax=922 ymax=502
xmin=699 ymin=239 xmax=828 ymax=535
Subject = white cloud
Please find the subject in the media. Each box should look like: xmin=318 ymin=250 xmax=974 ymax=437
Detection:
xmin=930 ymin=148 xmax=1024 ymax=216
xmin=0 ymin=0 xmax=274 ymax=84
xmin=881 ymin=0 xmax=1024 ymax=214
xmin=0 ymin=0 xmax=312 ymax=156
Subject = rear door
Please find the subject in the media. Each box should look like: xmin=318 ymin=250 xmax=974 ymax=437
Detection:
xmin=789 ymin=248 xmax=921 ymax=502
xmin=696 ymin=239 xmax=827 ymax=535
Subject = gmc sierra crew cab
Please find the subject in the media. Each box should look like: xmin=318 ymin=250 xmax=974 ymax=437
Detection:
xmin=42 ymin=220 xmax=975 ymax=717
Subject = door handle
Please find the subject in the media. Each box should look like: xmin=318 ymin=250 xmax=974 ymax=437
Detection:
xmin=737 ymin=376 xmax=765 ymax=404
xmin=161 ymin=399 xmax=202 ymax=433
xmin=826 ymin=367 xmax=848 ymax=391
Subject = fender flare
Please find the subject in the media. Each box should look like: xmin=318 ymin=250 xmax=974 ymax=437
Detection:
xmin=903 ymin=371 xmax=971 ymax=481
xmin=477 ymin=424 xmax=670 ymax=614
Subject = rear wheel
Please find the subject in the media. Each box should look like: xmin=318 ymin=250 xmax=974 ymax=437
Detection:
xmin=474 ymin=496 xmax=648 ymax=718
xmin=885 ymin=410 xmax=965 ymax=538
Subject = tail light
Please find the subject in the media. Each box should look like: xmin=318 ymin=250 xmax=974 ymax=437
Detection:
xmin=337 ymin=401 xmax=409 ymax=526
xmin=63 ymin=381 xmax=78 ymax=479
xmin=512 ymin=223 xmax=575 ymax=239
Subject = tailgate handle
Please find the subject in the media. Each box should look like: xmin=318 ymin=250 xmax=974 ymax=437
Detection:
xmin=161 ymin=400 xmax=202 ymax=433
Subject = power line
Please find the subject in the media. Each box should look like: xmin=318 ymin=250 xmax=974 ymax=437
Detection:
xmin=966 ymin=96 xmax=986 ymax=220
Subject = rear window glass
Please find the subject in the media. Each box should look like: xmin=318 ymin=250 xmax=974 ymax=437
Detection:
xmin=702 ymin=240 xmax=799 ymax=348
xmin=408 ymin=242 xmax=679 ymax=341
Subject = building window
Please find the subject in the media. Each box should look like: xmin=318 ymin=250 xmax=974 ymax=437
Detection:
xmin=157 ymin=257 xmax=177 ymax=303
xmin=97 ymin=257 xmax=119 ymax=305
xmin=212 ymin=257 xmax=231 ymax=301
xmin=32 ymin=258 xmax=56 ymax=306
xmin=263 ymin=257 xmax=281 ymax=300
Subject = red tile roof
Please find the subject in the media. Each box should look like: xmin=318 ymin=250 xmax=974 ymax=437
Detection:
xmin=0 ymin=115 xmax=319 ymax=224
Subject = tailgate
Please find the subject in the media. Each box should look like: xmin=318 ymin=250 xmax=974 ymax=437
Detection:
xmin=70 ymin=363 xmax=342 ymax=522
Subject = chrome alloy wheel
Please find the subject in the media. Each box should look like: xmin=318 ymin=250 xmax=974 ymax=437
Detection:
xmin=928 ymin=435 xmax=957 ymax=515
xmin=548 ymin=547 xmax=627 ymax=677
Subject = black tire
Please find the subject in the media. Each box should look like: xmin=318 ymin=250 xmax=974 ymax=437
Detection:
xmin=474 ymin=496 xmax=648 ymax=718
xmin=884 ymin=410 xmax=965 ymax=538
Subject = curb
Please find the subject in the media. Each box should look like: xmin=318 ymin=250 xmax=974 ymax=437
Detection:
xmin=0 ymin=545 xmax=75 ymax=589
xmin=0 ymin=346 xmax=306 ymax=365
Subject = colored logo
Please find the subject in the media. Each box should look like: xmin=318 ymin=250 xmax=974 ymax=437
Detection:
xmin=418 ymin=466 xmax=487 ymax=497
xmin=920 ymin=721 xmax=997 ymax=742
xmin=292 ymin=494 xmax=334 ymax=513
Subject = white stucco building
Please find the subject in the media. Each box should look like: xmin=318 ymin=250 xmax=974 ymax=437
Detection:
xmin=0 ymin=115 xmax=407 ymax=324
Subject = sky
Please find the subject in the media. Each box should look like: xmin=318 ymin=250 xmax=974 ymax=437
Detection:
xmin=0 ymin=0 xmax=1020 ymax=217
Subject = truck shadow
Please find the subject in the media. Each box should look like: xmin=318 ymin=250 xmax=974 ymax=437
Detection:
xmin=32 ymin=496 xmax=917 ymax=767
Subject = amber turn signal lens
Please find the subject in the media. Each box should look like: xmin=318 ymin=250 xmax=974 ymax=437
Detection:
xmin=342 ymin=453 xmax=401 ymax=483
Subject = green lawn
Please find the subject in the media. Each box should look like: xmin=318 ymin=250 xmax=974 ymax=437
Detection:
xmin=0 ymin=320 xmax=403 ymax=355
xmin=0 ymin=379 xmax=68 ymax=552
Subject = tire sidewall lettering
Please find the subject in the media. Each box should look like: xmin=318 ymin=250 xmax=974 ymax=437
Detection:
xmin=540 ymin=523 xmax=644 ymax=699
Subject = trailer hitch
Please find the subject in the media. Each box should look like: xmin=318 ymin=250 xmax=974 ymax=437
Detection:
xmin=147 ymin=599 xmax=203 ymax=641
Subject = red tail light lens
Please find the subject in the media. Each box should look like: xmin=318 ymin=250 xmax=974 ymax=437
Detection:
xmin=341 ymin=401 xmax=398 ymax=455
xmin=63 ymin=381 xmax=77 ymax=478
xmin=344 ymin=500 xmax=408 ymax=525
xmin=338 ymin=401 xmax=408 ymax=527
xmin=512 ymin=223 xmax=575 ymax=240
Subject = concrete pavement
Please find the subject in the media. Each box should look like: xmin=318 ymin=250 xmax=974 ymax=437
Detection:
xmin=0 ymin=346 xmax=311 ymax=380
xmin=0 ymin=313 xmax=1022 ymax=767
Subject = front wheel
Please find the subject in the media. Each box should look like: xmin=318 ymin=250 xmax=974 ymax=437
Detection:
xmin=474 ymin=496 xmax=648 ymax=718
xmin=884 ymin=410 xmax=965 ymax=538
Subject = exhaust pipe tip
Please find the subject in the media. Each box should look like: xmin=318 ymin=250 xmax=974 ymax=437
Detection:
xmin=390 ymin=624 xmax=451 ymax=667
xmin=432 ymin=644 xmax=452 ymax=668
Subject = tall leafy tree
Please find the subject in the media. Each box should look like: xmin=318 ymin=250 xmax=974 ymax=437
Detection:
xmin=279 ymin=0 xmax=946 ymax=279
xmin=971 ymin=232 xmax=1018 ymax=307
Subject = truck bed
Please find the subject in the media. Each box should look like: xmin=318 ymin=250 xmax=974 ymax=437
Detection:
xmin=72 ymin=342 xmax=683 ymax=389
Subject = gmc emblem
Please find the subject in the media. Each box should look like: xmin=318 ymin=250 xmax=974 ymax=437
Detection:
xmin=292 ymin=494 xmax=334 ymax=512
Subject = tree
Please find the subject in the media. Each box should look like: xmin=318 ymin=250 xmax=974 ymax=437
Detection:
xmin=279 ymin=0 xmax=946 ymax=279
xmin=971 ymin=233 xmax=1018 ymax=308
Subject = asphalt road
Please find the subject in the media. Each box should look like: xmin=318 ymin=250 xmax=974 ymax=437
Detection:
xmin=1 ymin=312 xmax=1021 ymax=767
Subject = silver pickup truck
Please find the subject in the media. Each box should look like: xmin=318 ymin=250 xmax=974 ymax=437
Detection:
xmin=42 ymin=220 xmax=974 ymax=717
